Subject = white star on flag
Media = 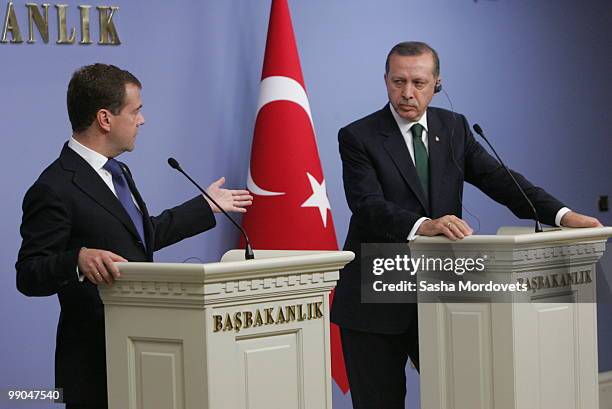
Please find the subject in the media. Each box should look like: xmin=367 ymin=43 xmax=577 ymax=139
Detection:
xmin=301 ymin=172 xmax=331 ymax=227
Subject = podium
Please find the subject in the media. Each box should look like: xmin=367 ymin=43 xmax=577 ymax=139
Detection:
xmin=411 ymin=227 xmax=612 ymax=409
xmin=98 ymin=250 xmax=354 ymax=409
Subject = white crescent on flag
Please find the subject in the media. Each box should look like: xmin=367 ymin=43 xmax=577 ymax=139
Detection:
xmin=256 ymin=76 xmax=313 ymax=122
xmin=246 ymin=75 xmax=313 ymax=196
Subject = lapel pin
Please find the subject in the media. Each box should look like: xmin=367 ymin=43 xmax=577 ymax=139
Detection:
xmin=435 ymin=136 xmax=440 ymax=142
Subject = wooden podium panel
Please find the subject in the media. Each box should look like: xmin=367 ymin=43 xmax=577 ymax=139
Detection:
xmin=412 ymin=227 xmax=612 ymax=409
xmin=206 ymin=293 xmax=330 ymax=409
xmin=99 ymin=250 xmax=354 ymax=409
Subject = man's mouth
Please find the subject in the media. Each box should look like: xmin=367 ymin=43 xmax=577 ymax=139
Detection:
xmin=400 ymin=104 xmax=416 ymax=110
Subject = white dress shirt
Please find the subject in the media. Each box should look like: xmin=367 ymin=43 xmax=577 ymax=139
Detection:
xmin=68 ymin=137 xmax=118 ymax=196
xmin=68 ymin=137 xmax=141 ymax=207
xmin=387 ymin=105 xmax=570 ymax=240
xmin=67 ymin=137 xmax=141 ymax=281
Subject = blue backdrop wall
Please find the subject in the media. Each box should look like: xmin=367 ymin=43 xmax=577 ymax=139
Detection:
xmin=1 ymin=1 xmax=610 ymax=408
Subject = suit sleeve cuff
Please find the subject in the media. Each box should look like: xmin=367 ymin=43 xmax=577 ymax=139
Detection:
xmin=407 ymin=217 xmax=430 ymax=241
xmin=76 ymin=247 xmax=85 ymax=282
xmin=555 ymin=207 xmax=572 ymax=227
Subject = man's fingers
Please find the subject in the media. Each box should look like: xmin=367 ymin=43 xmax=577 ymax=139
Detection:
xmin=108 ymin=251 xmax=127 ymax=278
xmin=211 ymin=177 xmax=225 ymax=188
xmin=560 ymin=211 xmax=603 ymax=228
xmin=415 ymin=216 xmax=472 ymax=239
xmin=433 ymin=216 xmax=473 ymax=240
xmin=86 ymin=265 xmax=102 ymax=285
xmin=234 ymin=199 xmax=253 ymax=207
xmin=205 ymin=187 xmax=253 ymax=214
xmin=453 ymin=218 xmax=473 ymax=235
xmin=446 ymin=216 xmax=472 ymax=236
xmin=440 ymin=225 xmax=459 ymax=241
xmin=234 ymin=195 xmax=253 ymax=202
xmin=232 ymin=190 xmax=252 ymax=197
xmin=91 ymin=269 xmax=105 ymax=285
xmin=80 ymin=250 xmax=104 ymax=285
xmin=436 ymin=220 xmax=459 ymax=240
xmin=96 ymin=272 xmax=107 ymax=284
xmin=583 ymin=216 xmax=602 ymax=227
xmin=93 ymin=258 xmax=114 ymax=284
xmin=448 ymin=223 xmax=465 ymax=239
xmin=108 ymin=252 xmax=127 ymax=262
xmin=78 ymin=248 xmax=127 ymax=285
xmin=102 ymin=254 xmax=122 ymax=279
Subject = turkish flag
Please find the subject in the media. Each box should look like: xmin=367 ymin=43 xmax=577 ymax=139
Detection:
xmin=241 ymin=0 xmax=350 ymax=394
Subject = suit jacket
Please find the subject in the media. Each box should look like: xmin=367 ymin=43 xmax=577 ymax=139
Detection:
xmin=331 ymin=105 xmax=565 ymax=334
xmin=16 ymin=143 xmax=216 ymax=405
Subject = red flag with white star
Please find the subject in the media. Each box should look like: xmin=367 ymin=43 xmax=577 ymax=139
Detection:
xmin=241 ymin=0 xmax=350 ymax=393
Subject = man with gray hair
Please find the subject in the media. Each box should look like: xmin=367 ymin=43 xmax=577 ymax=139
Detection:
xmin=331 ymin=41 xmax=600 ymax=408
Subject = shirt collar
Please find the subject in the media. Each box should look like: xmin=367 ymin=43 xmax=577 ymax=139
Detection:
xmin=68 ymin=136 xmax=109 ymax=171
xmin=389 ymin=103 xmax=428 ymax=135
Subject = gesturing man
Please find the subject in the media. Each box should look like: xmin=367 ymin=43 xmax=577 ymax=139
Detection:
xmin=16 ymin=63 xmax=252 ymax=409
xmin=331 ymin=42 xmax=601 ymax=409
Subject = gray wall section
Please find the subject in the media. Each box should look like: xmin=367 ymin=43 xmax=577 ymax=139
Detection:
xmin=1 ymin=1 xmax=610 ymax=408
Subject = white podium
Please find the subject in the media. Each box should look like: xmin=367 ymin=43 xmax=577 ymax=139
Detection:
xmin=98 ymin=250 xmax=354 ymax=409
xmin=411 ymin=227 xmax=612 ymax=409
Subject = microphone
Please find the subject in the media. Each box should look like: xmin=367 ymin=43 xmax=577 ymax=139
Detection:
xmin=472 ymin=124 xmax=543 ymax=233
xmin=167 ymin=157 xmax=255 ymax=259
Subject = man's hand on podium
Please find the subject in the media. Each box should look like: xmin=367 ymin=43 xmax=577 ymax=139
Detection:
xmin=560 ymin=211 xmax=603 ymax=228
xmin=416 ymin=215 xmax=474 ymax=241
xmin=78 ymin=247 xmax=126 ymax=285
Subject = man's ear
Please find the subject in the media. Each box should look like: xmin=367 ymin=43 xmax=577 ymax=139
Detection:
xmin=96 ymin=109 xmax=112 ymax=132
xmin=434 ymin=77 xmax=442 ymax=94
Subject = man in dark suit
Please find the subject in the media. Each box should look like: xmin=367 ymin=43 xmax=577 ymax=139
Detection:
xmin=330 ymin=42 xmax=602 ymax=409
xmin=15 ymin=63 xmax=252 ymax=409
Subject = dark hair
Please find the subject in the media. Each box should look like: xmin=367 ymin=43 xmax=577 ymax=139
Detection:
xmin=385 ymin=41 xmax=440 ymax=77
xmin=67 ymin=63 xmax=141 ymax=133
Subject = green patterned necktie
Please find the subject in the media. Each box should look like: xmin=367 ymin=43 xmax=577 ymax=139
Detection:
xmin=411 ymin=123 xmax=429 ymax=197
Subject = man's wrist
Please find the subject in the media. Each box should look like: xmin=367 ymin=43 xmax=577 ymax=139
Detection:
xmin=555 ymin=207 xmax=572 ymax=227
xmin=408 ymin=217 xmax=430 ymax=241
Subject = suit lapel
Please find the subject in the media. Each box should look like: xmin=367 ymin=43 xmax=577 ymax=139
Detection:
xmin=427 ymin=108 xmax=452 ymax=218
xmin=380 ymin=105 xmax=429 ymax=213
xmin=59 ymin=144 xmax=142 ymax=242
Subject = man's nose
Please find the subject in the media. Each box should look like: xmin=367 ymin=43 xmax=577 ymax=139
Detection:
xmin=139 ymin=114 xmax=145 ymax=126
xmin=401 ymin=83 xmax=414 ymax=99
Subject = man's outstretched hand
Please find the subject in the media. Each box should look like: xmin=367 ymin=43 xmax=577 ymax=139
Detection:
xmin=205 ymin=177 xmax=253 ymax=213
